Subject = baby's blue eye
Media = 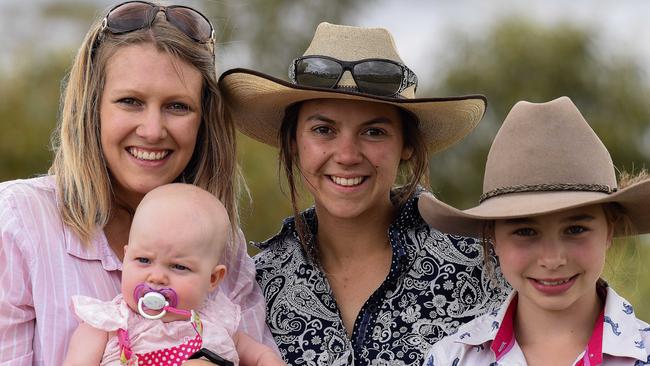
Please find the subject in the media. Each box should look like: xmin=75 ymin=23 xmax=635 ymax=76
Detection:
xmin=172 ymin=264 xmax=190 ymax=271
xmin=136 ymin=257 xmax=150 ymax=264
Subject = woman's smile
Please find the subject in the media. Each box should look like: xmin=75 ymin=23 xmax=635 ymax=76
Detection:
xmin=127 ymin=146 xmax=171 ymax=162
xmin=328 ymin=175 xmax=366 ymax=187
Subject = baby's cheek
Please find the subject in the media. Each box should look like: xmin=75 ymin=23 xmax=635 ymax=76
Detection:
xmin=181 ymin=282 xmax=208 ymax=310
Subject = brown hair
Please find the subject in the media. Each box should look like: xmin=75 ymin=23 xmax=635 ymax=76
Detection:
xmin=278 ymin=101 xmax=429 ymax=257
xmin=49 ymin=9 xmax=242 ymax=245
xmin=602 ymin=168 xmax=648 ymax=238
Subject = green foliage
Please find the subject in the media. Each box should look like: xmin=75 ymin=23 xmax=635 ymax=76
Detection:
xmin=603 ymin=236 xmax=650 ymax=321
xmin=0 ymin=51 xmax=70 ymax=181
xmin=201 ymin=0 xmax=375 ymax=75
xmin=237 ymin=133 xmax=292 ymax=244
xmin=237 ymin=132 xmax=315 ymax=245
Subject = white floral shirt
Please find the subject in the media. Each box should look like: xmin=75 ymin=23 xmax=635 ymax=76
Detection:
xmin=424 ymin=286 xmax=650 ymax=366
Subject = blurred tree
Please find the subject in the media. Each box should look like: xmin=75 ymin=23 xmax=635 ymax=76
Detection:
xmin=201 ymin=0 xmax=375 ymax=74
xmin=0 ymin=53 xmax=69 ymax=181
xmin=604 ymin=236 xmax=650 ymax=321
xmin=0 ymin=1 xmax=101 ymax=181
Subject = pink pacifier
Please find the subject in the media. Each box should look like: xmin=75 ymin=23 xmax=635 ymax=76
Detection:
xmin=133 ymin=284 xmax=191 ymax=320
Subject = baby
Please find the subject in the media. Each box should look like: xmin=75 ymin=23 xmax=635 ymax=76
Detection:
xmin=64 ymin=183 xmax=284 ymax=366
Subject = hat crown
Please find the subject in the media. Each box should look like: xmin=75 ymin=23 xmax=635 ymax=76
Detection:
xmin=303 ymin=22 xmax=404 ymax=63
xmin=300 ymin=22 xmax=415 ymax=98
xmin=483 ymin=97 xmax=617 ymax=195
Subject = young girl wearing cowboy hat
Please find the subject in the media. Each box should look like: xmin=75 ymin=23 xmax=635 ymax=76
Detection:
xmin=421 ymin=96 xmax=650 ymax=365
xmin=220 ymin=22 xmax=508 ymax=365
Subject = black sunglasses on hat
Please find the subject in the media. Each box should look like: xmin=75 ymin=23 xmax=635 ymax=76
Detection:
xmin=100 ymin=1 xmax=215 ymax=54
xmin=289 ymin=55 xmax=418 ymax=98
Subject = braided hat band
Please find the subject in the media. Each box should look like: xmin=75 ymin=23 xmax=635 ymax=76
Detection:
xmin=479 ymin=183 xmax=618 ymax=203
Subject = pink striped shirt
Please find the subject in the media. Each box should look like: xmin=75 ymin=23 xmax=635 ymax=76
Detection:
xmin=0 ymin=176 xmax=276 ymax=366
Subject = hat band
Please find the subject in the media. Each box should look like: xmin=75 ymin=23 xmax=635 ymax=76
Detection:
xmin=479 ymin=183 xmax=618 ymax=203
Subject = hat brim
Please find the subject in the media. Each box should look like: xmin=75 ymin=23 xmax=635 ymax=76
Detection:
xmin=219 ymin=68 xmax=486 ymax=154
xmin=418 ymin=179 xmax=650 ymax=237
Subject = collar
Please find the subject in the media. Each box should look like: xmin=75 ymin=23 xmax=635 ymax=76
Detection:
xmin=387 ymin=191 xmax=423 ymax=272
xmin=63 ymin=226 xmax=122 ymax=271
xmin=63 ymin=223 xmax=122 ymax=272
xmin=600 ymin=286 xmax=648 ymax=362
xmin=256 ymin=189 xmax=424 ymax=271
xmin=453 ymin=287 xmax=648 ymax=363
xmin=490 ymin=296 xmax=605 ymax=365
xmin=490 ymin=293 xmax=518 ymax=360
xmin=451 ymin=290 xmax=516 ymax=347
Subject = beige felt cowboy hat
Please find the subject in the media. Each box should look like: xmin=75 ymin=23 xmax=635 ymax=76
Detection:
xmin=219 ymin=22 xmax=486 ymax=153
xmin=418 ymin=96 xmax=650 ymax=237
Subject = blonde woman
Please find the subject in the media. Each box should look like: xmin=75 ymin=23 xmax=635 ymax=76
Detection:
xmin=0 ymin=2 xmax=275 ymax=365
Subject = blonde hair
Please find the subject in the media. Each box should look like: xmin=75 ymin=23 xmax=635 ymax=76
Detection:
xmin=49 ymin=9 xmax=242 ymax=245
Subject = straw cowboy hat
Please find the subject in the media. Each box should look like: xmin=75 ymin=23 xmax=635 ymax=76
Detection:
xmin=219 ymin=22 xmax=486 ymax=153
xmin=418 ymin=96 xmax=650 ymax=237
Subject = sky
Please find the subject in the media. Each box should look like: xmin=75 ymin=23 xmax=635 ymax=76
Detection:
xmin=1 ymin=0 xmax=649 ymax=83
xmin=357 ymin=0 xmax=650 ymax=82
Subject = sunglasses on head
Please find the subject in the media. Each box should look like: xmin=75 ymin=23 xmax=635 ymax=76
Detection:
xmin=288 ymin=55 xmax=418 ymax=97
xmin=101 ymin=1 xmax=214 ymax=53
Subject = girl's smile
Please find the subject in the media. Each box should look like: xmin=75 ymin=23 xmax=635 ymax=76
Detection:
xmin=528 ymin=274 xmax=578 ymax=295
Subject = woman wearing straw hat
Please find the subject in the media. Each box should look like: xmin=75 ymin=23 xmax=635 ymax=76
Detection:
xmin=220 ymin=22 xmax=507 ymax=365
xmin=421 ymin=97 xmax=650 ymax=365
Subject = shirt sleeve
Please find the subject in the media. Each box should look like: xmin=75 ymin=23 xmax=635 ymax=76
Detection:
xmin=0 ymin=192 xmax=35 ymax=366
xmin=70 ymin=295 xmax=129 ymax=331
xmin=217 ymin=228 xmax=279 ymax=353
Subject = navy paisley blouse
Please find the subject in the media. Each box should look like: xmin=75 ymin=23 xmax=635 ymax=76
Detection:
xmin=254 ymin=193 xmax=509 ymax=366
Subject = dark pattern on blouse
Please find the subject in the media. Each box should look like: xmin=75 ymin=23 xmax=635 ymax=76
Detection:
xmin=254 ymin=193 xmax=509 ymax=366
